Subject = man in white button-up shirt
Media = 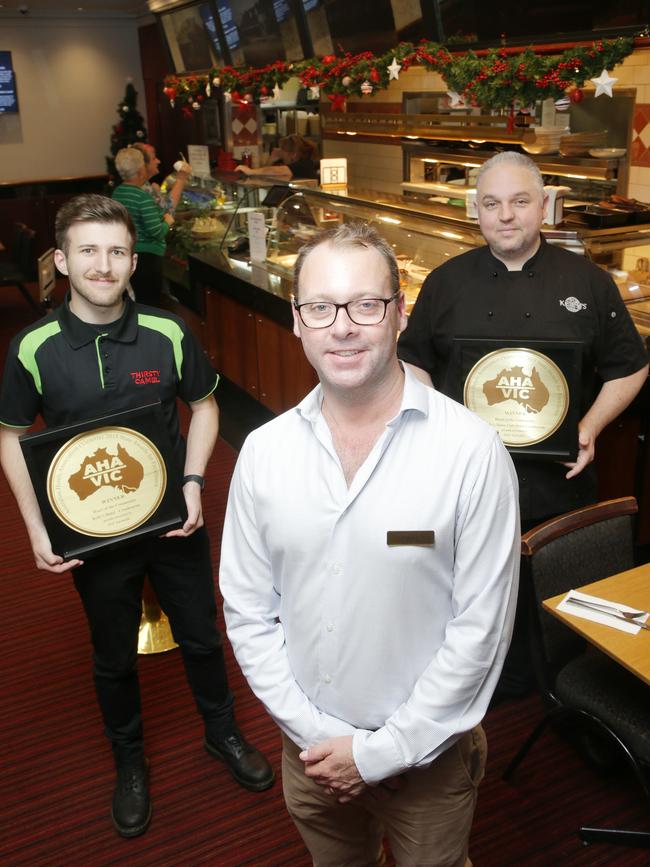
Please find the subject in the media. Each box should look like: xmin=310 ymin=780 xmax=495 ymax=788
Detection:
xmin=220 ymin=223 xmax=520 ymax=866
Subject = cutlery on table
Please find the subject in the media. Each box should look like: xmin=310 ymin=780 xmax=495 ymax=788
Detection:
xmin=565 ymin=597 xmax=650 ymax=629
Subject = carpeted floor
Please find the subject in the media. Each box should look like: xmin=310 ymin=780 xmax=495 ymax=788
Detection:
xmin=1 ymin=283 xmax=648 ymax=865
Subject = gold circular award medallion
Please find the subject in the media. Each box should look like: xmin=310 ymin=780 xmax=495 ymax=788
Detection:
xmin=46 ymin=426 xmax=167 ymax=537
xmin=464 ymin=348 xmax=569 ymax=447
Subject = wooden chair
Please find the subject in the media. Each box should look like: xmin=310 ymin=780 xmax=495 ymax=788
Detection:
xmin=503 ymin=497 xmax=650 ymax=849
xmin=0 ymin=223 xmax=41 ymax=310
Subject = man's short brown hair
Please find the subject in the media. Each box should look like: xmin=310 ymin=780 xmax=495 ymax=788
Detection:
xmin=294 ymin=222 xmax=400 ymax=301
xmin=55 ymin=194 xmax=136 ymax=253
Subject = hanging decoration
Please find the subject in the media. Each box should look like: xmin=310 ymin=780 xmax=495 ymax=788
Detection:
xmin=590 ymin=68 xmax=618 ymax=97
xmin=387 ymin=56 xmax=402 ymax=80
xmin=162 ymin=37 xmax=633 ymax=113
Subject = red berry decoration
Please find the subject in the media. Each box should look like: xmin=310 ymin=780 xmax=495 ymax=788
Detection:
xmin=570 ymin=88 xmax=584 ymax=103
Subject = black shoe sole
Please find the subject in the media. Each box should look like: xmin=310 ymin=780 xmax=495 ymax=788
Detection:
xmin=111 ymin=802 xmax=152 ymax=838
xmin=204 ymin=738 xmax=275 ymax=792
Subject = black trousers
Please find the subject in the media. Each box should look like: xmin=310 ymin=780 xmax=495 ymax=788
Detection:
xmin=130 ymin=251 xmax=163 ymax=307
xmin=73 ymin=527 xmax=233 ymax=765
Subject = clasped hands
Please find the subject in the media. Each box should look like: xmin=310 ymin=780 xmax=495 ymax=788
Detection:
xmin=300 ymin=735 xmax=403 ymax=804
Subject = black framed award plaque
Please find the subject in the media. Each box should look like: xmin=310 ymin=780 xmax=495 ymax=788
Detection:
xmin=20 ymin=403 xmax=187 ymax=559
xmin=453 ymin=338 xmax=582 ymax=461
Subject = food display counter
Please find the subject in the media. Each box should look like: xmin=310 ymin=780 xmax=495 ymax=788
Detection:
xmin=166 ymin=174 xmax=650 ymax=340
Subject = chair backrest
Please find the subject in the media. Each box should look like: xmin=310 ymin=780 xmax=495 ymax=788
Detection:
xmin=522 ymin=497 xmax=637 ymax=692
xmin=16 ymin=224 xmax=37 ymax=281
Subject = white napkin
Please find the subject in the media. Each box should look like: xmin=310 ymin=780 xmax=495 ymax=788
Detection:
xmin=557 ymin=590 xmax=649 ymax=634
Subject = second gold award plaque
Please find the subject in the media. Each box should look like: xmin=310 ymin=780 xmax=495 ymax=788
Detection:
xmin=46 ymin=426 xmax=167 ymax=538
xmin=464 ymin=348 xmax=569 ymax=447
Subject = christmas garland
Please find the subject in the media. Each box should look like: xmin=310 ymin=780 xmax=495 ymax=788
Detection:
xmin=162 ymin=37 xmax=633 ymax=115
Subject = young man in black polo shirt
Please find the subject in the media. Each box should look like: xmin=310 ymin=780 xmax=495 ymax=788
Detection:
xmin=0 ymin=194 xmax=273 ymax=837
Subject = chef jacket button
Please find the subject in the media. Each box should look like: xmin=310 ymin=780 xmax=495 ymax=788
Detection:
xmin=611 ymin=311 xmax=616 ymax=318
xmin=487 ymin=311 xmax=494 ymax=317
xmin=324 ymin=674 xmax=332 ymax=684
xmin=525 ymin=312 xmax=531 ymax=318
xmin=492 ymin=271 xmax=498 ymax=278
xmin=528 ymin=271 xmax=534 ymax=277
xmin=326 ymin=622 xmax=334 ymax=632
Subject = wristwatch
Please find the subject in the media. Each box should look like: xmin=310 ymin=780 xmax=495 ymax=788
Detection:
xmin=183 ymin=474 xmax=205 ymax=491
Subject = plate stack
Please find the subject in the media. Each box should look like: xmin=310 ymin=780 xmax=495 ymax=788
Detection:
xmin=521 ymin=127 xmax=565 ymax=155
xmin=559 ymin=130 xmax=607 ymax=156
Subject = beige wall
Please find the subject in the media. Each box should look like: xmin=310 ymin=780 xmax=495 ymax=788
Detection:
xmin=0 ymin=18 xmax=146 ymax=183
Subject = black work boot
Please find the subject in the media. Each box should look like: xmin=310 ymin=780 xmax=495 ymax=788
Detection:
xmin=205 ymin=727 xmax=275 ymax=792
xmin=111 ymin=757 xmax=152 ymax=837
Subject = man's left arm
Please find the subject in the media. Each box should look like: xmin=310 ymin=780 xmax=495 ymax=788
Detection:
xmin=566 ymin=365 xmax=648 ymax=479
xmin=165 ymin=394 xmax=219 ymax=537
xmin=302 ymin=434 xmax=520 ymax=799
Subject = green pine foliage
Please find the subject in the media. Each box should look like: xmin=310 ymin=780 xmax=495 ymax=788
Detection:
xmin=105 ymin=82 xmax=148 ymax=187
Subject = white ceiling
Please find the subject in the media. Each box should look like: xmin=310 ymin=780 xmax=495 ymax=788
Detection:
xmin=0 ymin=0 xmax=150 ymax=17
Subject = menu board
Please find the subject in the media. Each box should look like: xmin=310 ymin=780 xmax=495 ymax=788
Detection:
xmin=0 ymin=51 xmax=18 ymax=114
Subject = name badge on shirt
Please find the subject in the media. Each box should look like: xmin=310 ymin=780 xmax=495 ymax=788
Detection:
xmin=386 ymin=530 xmax=435 ymax=547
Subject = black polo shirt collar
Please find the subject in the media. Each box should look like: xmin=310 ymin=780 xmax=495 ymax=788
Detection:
xmin=485 ymin=233 xmax=547 ymax=277
xmin=58 ymin=292 xmax=138 ymax=349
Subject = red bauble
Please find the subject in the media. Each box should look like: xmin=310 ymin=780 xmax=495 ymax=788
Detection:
xmin=570 ymin=88 xmax=584 ymax=103
xmin=370 ymin=67 xmax=380 ymax=83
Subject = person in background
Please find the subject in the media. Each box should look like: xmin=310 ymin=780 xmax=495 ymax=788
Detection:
xmin=220 ymin=222 xmax=519 ymax=866
xmin=0 ymin=194 xmax=274 ymax=840
xmin=132 ymin=142 xmax=191 ymax=215
xmin=112 ymin=147 xmax=172 ymax=307
xmin=397 ymin=150 xmax=648 ymax=699
xmin=235 ymin=134 xmax=319 ymax=181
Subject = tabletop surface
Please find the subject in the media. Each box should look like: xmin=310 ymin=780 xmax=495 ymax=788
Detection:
xmin=543 ymin=563 xmax=650 ymax=685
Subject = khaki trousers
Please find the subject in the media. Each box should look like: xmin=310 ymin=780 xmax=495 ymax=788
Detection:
xmin=282 ymin=726 xmax=487 ymax=867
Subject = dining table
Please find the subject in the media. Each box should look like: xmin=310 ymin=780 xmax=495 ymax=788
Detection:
xmin=543 ymin=561 xmax=650 ymax=849
xmin=543 ymin=562 xmax=650 ymax=686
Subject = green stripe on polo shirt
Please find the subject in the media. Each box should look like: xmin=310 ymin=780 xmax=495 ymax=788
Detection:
xmin=17 ymin=320 xmax=62 ymax=394
xmin=137 ymin=313 xmax=184 ymax=378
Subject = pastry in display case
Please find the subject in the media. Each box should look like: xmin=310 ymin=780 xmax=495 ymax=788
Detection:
xmin=256 ymin=186 xmax=486 ymax=309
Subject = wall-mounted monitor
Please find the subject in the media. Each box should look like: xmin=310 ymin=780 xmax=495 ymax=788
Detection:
xmin=0 ymin=51 xmax=19 ymax=114
xmin=160 ymin=2 xmax=224 ymax=73
xmin=433 ymin=0 xmax=648 ymax=45
xmin=217 ymin=0 xmax=288 ymax=67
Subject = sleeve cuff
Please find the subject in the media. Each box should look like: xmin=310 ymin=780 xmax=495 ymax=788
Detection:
xmin=352 ymin=727 xmax=405 ymax=784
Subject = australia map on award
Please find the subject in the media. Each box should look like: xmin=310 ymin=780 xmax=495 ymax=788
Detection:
xmin=68 ymin=445 xmax=145 ymax=499
xmin=47 ymin=427 xmax=167 ymax=537
xmin=482 ymin=364 xmax=550 ymax=415
xmin=464 ymin=349 xmax=569 ymax=448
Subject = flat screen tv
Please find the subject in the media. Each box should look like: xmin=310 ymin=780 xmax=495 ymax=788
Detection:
xmin=0 ymin=51 xmax=19 ymax=114
xmin=435 ymin=0 xmax=648 ymax=44
xmin=161 ymin=2 xmax=224 ymax=73
xmin=218 ymin=0 xmax=287 ymax=66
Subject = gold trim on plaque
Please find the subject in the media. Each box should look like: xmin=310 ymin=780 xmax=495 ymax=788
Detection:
xmin=46 ymin=426 xmax=167 ymax=537
xmin=463 ymin=348 xmax=569 ymax=447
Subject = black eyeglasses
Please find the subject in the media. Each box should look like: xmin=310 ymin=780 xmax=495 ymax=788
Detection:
xmin=293 ymin=293 xmax=400 ymax=329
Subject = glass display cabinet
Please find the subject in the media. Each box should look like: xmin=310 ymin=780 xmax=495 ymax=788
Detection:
xmin=220 ymin=184 xmax=487 ymax=311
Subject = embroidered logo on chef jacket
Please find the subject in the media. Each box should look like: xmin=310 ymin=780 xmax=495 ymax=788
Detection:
xmin=559 ymin=296 xmax=587 ymax=313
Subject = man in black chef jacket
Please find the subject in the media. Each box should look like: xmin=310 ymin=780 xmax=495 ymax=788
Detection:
xmin=398 ymin=150 xmax=648 ymax=697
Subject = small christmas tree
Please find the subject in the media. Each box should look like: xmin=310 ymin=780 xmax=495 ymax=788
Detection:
xmin=105 ymin=80 xmax=148 ymax=187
